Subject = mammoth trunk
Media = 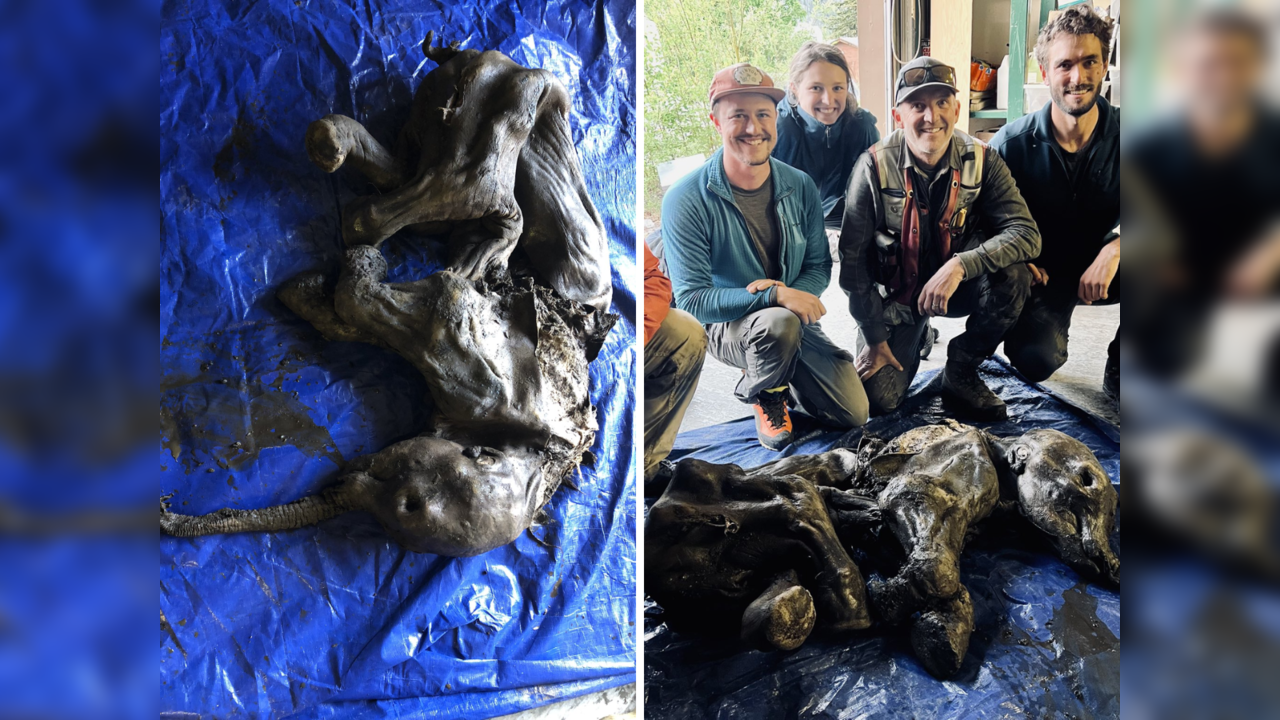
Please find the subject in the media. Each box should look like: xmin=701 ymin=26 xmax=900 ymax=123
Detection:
xmin=161 ymin=487 xmax=357 ymax=538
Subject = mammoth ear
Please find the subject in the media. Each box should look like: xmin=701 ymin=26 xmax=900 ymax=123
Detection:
xmin=1005 ymin=445 xmax=1030 ymax=474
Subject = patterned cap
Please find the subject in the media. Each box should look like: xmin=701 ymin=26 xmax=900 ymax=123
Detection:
xmin=708 ymin=63 xmax=786 ymax=106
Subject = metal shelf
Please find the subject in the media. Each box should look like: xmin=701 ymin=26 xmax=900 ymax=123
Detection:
xmin=969 ymin=109 xmax=1008 ymax=119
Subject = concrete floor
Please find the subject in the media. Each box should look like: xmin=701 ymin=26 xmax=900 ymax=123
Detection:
xmin=679 ymin=268 xmax=1120 ymax=432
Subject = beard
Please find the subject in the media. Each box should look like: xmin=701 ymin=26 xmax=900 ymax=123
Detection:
xmin=1052 ymin=83 xmax=1099 ymax=117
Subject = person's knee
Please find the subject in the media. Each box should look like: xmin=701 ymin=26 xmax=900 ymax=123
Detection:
xmin=1007 ymin=342 xmax=1066 ymax=382
xmin=664 ymin=309 xmax=708 ymax=370
xmin=842 ymin=395 xmax=870 ymax=427
xmin=863 ymin=367 xmax=908 ymax=415
xmin=748 ymin=310 xmax=803 ymax=358
xmin=834 ymin=367 xmax=871 ymax=427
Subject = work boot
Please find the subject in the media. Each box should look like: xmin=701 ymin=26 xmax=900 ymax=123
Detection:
xmin=753 ymin=387 xmax=794 ymax=451
xmin=1103 ymin=350 xmax=1119 ymax=401
xmin=919 ymin=320 xmax=940 ymax=360
xmin=941 ymin=361 xmax=1007 ymax=421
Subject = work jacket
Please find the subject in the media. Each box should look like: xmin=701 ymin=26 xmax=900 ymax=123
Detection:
xmin=773 ymin=101 xmax=880 ymax=224
xmin=990 ymin=97 xmax=1120 ymax=282
xmin=839 ymin=130 xmax=1041 ymax=344
xmin=661 ymin=149 xmax=830 ymax=325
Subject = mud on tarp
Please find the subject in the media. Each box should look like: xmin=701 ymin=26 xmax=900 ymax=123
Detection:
xmin=646 ymin=358 xmax=1120 ymax=719
xmin=160 ymin=1 xmax=637 ymax=717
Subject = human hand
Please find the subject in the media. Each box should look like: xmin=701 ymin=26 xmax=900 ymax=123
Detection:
xmin=775 ymin=286 xmax=826 ymax=324
xmin=1079 ymin=241 xmax=1119 ymax=304
xmin=746 ymin=278 xmax=786 ymax=294
xmin=918 ymin=257 xmax=966 ymax=317
xmin=1028 ymin=263 xmax=1050 ymax=286
xmin=856 ymin=341 xmax=904 ymax=381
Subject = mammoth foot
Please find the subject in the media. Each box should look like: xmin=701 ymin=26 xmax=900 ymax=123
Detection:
xmin=305 ymin=116 xmax=347 ymax=173
xmin=910 ymin=586 xmax=975 ymax=678
xmin=741 ymin=571 xmax=817 ymax=652
xmin=305 ymin=114 xmax=406 ymax=191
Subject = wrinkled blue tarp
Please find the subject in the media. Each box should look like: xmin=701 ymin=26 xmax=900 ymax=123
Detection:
xmin=646 ymin=359 xmax=1120 ymax=719
xmin=160 ymin=1 xmax=637 ymax=717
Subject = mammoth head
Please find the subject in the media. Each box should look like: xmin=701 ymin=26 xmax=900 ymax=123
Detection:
xmin=357 ymin=436 xmax=540 ymax=557
xmin=1001 ymin=429 xmax=1120 ymax=586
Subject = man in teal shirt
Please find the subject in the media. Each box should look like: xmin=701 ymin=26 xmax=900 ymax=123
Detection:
xmin=662 ymin=63 xmax=868 ymax=451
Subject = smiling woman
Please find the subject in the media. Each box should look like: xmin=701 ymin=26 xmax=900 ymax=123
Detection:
xmin=774 ymin=41 xmax=881 ymax=228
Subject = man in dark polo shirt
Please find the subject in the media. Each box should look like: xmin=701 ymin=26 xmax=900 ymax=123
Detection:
xmin=991 ymin=4 xmax=1120 ymax=398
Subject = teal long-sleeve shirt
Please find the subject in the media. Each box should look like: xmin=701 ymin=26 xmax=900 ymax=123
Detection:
xmin=660 ymin=149 xmax=831 ymax=325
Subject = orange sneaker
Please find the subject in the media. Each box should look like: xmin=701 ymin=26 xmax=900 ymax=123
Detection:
xmin=753 ymin=388 xmax=793 ymax=451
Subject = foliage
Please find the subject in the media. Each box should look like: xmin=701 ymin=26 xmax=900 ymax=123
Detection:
xmin=643 ymin=0 xmax=813 ymax=214
xmin=816 ymin=0 xmax=858 ymax=40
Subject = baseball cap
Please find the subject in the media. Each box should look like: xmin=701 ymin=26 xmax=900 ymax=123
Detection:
xmin=708 ymin=63 xmax=786 ymax=106
xmin=894 ymin=56 xmax=959 ymax=105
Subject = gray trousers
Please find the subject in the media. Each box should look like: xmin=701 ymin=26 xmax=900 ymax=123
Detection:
xmin=706 ymin=308 xmax=869 ymax=428
xmin=644 ymin=309 xmax=707 ymax=479
xmin=859 ymin=262 xmax=1032 ymax=415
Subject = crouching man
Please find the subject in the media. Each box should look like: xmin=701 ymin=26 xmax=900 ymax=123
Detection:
xmin=992 ymin=4 xmax=1120 ymax=400
xmin=839 ymin=57 xmax=1041 ymax=419
xmin=663 ymin=63 xmax=868 ymax=451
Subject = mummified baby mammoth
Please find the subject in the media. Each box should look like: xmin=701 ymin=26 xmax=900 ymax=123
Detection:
xmin=646 ymin=422 xmax=1120 ymax=677
xmin=162 ymin=37 xmax=616 ymax=557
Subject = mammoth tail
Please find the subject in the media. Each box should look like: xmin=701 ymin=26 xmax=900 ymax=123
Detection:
xmin=161 ymin=486 xmax=358 ymax=539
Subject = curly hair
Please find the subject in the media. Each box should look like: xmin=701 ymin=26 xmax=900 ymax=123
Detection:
xmin=786 ymin=41 xmax=859 ymax=115
xmin=1034 ymin=4 xmax=1115 ymax=71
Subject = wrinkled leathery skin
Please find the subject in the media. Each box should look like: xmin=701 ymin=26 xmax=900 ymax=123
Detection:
xmin=645 ymin=454 xmax=872 ymax=650
xmin=647 ymin=424 xmax=1120 ymax=675
xmin=993 ymin=429 xmax=1122 ymax=586
xmin=303 ymin=33 xmax=612 ymax=319
xmin=858 ymin=423 xmax=1119 ymax=677
xmin=161 ymin=37 xmax=617 ymax=557
xmin=862 ymin=426 xmax=1000 ymax=678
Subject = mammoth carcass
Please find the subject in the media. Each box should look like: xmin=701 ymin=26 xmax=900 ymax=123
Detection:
xmin=163 ymin=36 xmax=615 ymax=557
xmin=646 ymin=421 xmax=1120 ymax=677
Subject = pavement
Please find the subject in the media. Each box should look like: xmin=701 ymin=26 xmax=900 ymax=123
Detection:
xmin=678 ymin=269 xmax=1120 ymax=433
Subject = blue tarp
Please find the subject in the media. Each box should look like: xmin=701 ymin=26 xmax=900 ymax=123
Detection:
xmin=646 ymin=358 xmax=1120 ymax=719
xmin=160 ymin=1 xmax=637 ymax=717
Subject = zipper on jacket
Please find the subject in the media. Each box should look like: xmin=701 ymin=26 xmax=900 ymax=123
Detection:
xmin=776 ymin=208 xmax=790 ymax=279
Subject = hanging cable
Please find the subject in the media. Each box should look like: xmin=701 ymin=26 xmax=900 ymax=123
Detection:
xmin=889 ymin=0 xmax=923 ymax=67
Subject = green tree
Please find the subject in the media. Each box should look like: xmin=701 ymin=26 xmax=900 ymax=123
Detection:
xmin=816 ymin=0 xmax=857 ymax=39
xmin=644 ymin=0 xmax=812 ymax=214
